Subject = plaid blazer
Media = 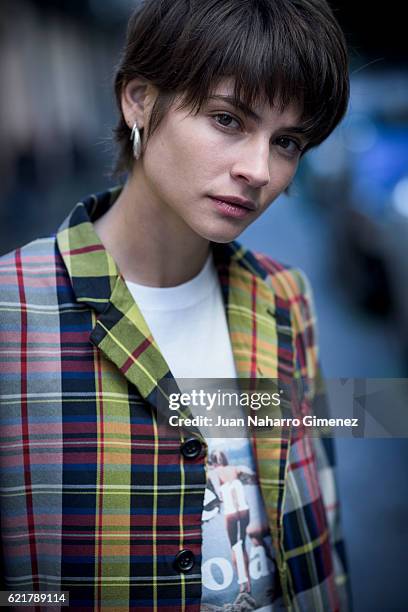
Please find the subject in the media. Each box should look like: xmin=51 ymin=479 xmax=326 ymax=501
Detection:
xmin=0 ymin=188 xmax=349 ymax=611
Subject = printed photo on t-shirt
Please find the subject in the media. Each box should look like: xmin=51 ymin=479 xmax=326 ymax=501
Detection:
xmin=200 ymin=438 xmax=285 ymax=611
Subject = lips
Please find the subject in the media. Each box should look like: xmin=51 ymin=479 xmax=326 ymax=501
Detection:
xmin=209 ymin=196 xmax=256 ymax=219
xmin=210 ymin=195 xmax=257 ymax=211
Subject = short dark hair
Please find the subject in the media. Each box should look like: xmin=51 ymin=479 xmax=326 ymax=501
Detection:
xmin=113 ymin=0 xmax=349 ymax=174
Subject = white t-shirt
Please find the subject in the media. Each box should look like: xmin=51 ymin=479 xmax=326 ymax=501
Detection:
xmin=125 ymin=253 xmax=236 ymax=379
xmin=125 ymin=254 xmax=283 ymax=610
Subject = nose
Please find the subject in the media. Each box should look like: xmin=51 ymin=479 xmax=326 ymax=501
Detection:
xmin=230 ymin=137 xmax=270 ymax=189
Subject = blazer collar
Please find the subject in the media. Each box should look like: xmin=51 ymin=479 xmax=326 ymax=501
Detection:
xmin=56 ymin=187 xmax=281 ymax=385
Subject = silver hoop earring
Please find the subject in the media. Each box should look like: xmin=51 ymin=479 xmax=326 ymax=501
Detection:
xmin=130 ymin=122 xmax=142 ymax=160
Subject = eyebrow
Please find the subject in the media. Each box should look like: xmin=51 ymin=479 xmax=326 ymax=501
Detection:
xmin=208 ymin=94 xmax=308 ymax=135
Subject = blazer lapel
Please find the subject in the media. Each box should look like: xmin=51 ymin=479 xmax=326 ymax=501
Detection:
xmin=213 ymin=241 xmax=280 ymax=378
xmin=56 ymin=190 xmax=197 ymax=432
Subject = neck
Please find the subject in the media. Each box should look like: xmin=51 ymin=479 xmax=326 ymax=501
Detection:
xmin=93 ymin=169 xmax=211 ymax=287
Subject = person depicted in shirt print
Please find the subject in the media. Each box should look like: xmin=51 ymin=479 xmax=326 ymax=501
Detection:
xmin=202 ymin=441 xmax=281 ymax=610
xmin=207 ymin=449 xmax=254 ymax=594
xmin=0 ymin=0 xmax=351 ymax=610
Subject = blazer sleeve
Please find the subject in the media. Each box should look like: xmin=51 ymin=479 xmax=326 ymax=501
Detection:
xmin=290 ymin=267 xmax=352 ymax=611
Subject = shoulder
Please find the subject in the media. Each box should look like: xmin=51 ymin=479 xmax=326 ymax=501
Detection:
xmin=0 ymin=235 xmax=61 ymax=276
xmin=250 ymin=248 xmax=315 ymax=311
xmin=0 ymin=235 xmax=67 ymax=308
xmin=226 ymin=241 xmax=317 ymax=331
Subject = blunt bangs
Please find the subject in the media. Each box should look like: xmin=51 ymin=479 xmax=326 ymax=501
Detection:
xmin=114 ymin=0 xmax=349 ymax=172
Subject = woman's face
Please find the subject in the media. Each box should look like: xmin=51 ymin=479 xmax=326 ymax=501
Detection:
xmin=138 ymin=78 xmax=306 ymax=243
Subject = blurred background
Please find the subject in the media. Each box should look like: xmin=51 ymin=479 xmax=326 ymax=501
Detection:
xmin=0 ymin=0 xmax=407 ymax=609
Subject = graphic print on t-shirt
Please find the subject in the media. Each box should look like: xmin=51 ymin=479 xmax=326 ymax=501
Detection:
xmin=200 ymin=438 xmax=284 ymax=611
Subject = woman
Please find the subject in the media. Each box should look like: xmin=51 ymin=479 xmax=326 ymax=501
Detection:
xmin=0 ymin=0 xmax=350 ymax=610
xmin=207 ymin=449 xmax=255 ymax=595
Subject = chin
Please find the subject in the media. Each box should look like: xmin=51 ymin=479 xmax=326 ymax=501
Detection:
xmin=197 ymin=223 xmax=246 ymax=244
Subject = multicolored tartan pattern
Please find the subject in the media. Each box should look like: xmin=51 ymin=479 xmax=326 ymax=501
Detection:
xmin=0 ymin=188 xmax=349 ymax=611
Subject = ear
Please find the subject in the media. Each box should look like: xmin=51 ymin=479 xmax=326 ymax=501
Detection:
xmin=121 ymin=78 xmax=157 ymax=130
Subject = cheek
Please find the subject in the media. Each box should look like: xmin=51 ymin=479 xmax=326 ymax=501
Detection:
xmin=271 ymin=160 xmax=298 ymax=191
xmin=142 ymin=138 xmax=185 ymax=197
xmin=171 ymin=124 xmax=225 ymax=178
xmin=144 ymin=121 xmax=220 ymax=191
xmin=261 ymin=163 xmax=298 ymax=208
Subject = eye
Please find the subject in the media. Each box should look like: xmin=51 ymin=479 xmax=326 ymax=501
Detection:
xmin=213 ymin=113 xmax=241 ymax=130
xmin=275 ymin=136 xmax=302 ymax=155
